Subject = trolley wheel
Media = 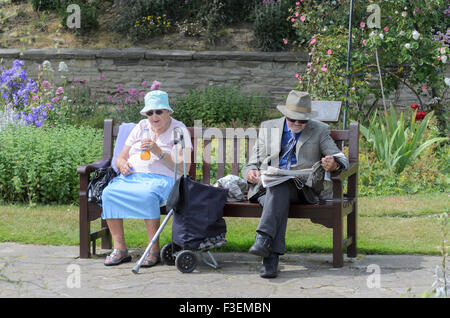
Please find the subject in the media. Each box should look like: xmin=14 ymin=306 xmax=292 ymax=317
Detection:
xmin=175 ymin=250 xmax=197 ymax=273
xmin=160 ymin=243 xmax=180 ymax=266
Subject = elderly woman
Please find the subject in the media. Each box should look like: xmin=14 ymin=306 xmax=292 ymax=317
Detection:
xmin=101 ymin=90 xmax=192 ymax=267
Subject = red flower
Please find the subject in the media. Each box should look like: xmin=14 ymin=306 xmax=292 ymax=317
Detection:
xmin=415 ymin=111 xmax=426 ymax=120
xmin=410 ymin=104 xmax=420 ymax=109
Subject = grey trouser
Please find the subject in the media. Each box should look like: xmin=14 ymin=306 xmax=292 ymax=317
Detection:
xmin=256 ymin=179 xmax=307 ymax=255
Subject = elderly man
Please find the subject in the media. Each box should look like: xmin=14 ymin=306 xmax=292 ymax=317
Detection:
xmin=242 ymin=90 xmax=349 ymax=278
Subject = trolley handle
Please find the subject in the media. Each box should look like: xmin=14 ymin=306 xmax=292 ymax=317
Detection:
xmin=173 ymin=127 xmax=187 ymax=178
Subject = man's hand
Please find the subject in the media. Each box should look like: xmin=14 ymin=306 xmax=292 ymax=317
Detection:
xmin=246 ymin=169 xmax=261 ymax=184
xmin=321 ymin=155 xmax=339 ymax=172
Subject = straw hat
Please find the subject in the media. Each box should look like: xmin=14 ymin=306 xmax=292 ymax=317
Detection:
xmin=276 ymin=90 xmax=318 ymax=120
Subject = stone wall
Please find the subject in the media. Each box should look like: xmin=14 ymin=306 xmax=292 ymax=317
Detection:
xmin=0 ymin=48 xmax=308 ymax=107
xmin=0 ymin=48 xmax=447 ymax=109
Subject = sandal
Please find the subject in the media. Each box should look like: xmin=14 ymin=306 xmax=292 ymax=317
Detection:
xmin=140 ymin=250 xmax=161 ymax=268
xmin=104 ymin=249 xmax=132 ymax=266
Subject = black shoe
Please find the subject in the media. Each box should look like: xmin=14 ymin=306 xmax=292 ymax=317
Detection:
xmin=248 ymin=232 xmax=272 ymax=258
xmin=260 ymin=253 xmax=279 ymax=278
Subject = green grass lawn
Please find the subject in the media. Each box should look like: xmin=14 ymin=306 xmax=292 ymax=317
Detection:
xmin=0 ymin=193 xmax=448 ymax=255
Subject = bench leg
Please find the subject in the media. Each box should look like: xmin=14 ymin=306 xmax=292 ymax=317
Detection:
xmin=333 ymin=213 xmax=344 ymax=268
xmin=79 ymin=208 xmax=91 ymax=259
xmin=101 ymin=219 xmax=112 ymax=250
xmin=347 ymin=203 xmax=357 ymax=258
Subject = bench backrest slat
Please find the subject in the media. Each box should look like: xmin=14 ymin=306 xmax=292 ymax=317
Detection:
xmin=106 ymin=121 xmax=359 ymax=185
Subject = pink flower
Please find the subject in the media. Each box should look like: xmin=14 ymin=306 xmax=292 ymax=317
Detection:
xmin=283 ymin=39 xmax=288 ymax=45
xmin=74 ymin=78 xmax=79 ymax=83
xmin=151 ymin=80 xmax=161 ymax=90
xmin=421 ymin=85 xmax=427 ymax=92
xmin=42 ymin=80 xmax=51 ymax=88
xmin=362 ymin=39 xmax=367 ymax=46
xmin=51 ymin=97 xmax=60 ymax=103
xmin=300 ymin=16 xmax=306 ymax=22
xmin=321 ymin=67 xmax=328 ymax=72
xmin=296 ymin=1 xmax=300 ymax=4
xmin=291 ymin=18 xmax=295 ymax=22
xmin=55 ymin=87 xmax=64 ymax=96
xmin=384 ymin=26 xmax=389 ymax=32
xmin=107 ymin=95 xmax=112 ymax=100
xmin=117 ymin=84 xmax=123 ymax=91
xmin=327 ymin=49 xmax=332 ymax=55
xmin=32 ymin=95 xmax=38 ymax=101
xmin=98 ymin=74 xmax=105 ymax=81
xmin=307 ymin=62 xmax=313 ymax=66
xmin=310 ymin=38 xmax=316 ymax=45
xmin=128 ymin=88 xmax=138 ymax=96
xmin=141 ymin=81 xmax=148 ymax=87
xmin=360 ymin=22 xmax=366 ymax=28
xmin=295 ymin=12 xmax=299 ymax=17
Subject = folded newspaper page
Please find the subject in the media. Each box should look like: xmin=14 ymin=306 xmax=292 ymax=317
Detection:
xmin=261 ymin=165 xmax=315 ymax=188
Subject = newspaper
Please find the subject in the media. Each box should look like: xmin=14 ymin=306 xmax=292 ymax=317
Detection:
xmin=261 ymin=161 xmax=329 ymax=189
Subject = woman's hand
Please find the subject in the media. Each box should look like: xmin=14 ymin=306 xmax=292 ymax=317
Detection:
xmin=119 ymin=162 xmax=134 ymax=176
xmin=141 ymin=138 xmax=163 ymax=157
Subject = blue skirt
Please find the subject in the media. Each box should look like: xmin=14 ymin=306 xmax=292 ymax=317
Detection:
xmin=101 ymin=173 xmax=174 ymax=220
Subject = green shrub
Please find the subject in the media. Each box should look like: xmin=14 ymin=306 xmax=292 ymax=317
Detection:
xmin=171 ymin=85 xmax=268 ymax=127
xmin=111 ymin=0 xmax=193 ymax=41
xmin=30 ymin=0 xmax=60 ymax=11
xmin=253 ymin=0 xmax=295 ymax=51
xmin=0 ymin=124 xmax=103 ymax=204
xmin=360 ymin=108 xmax=448 ymax=174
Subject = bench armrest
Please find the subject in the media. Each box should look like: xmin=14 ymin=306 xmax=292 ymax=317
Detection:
xmin=77 ymin=158 xmax=111 ymax=176
xmin=330 ymin=162 xmax=358 ymax=182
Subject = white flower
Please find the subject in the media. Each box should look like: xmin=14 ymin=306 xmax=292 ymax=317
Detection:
xmin=42 ymin=60 xmax=54 ymax=72
xmin=379 ymin=33 xmax=384 ymax=39
xmin=440 ymin=47 xmax=446 ymax=55
xmin=412 ymin=30 xmax=420 ymax=40
xmin=402 ymin=11 xmax=407 ymax=17
xmin=58 ymin=61 xmax=69 ymax=73
xmin=399 ymin=30 xmax=405 ymax=36
xmin=441 ymin=55 xmax=448 ymax=64
xmin=445 ymin=78 xmax=450 ymax=86
xmin=405 ymin=43 xmax=411 ymax=49
xmin=369 ymin=31 xmax=377 ymax=37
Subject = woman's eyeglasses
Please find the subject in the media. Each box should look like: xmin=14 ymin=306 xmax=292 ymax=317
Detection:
xmin=146 ymin=110 xmax=164 ymax=116
xmin=286 ymin=117 xmax=308 ymax=124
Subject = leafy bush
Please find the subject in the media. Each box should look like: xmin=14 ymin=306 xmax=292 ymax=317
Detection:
xmin=360 ymin=107 xmax=447 ymax=174
xmin=111 ymin=0 xmax=193 ymax=41
xmin=358 ymin=146 xmax=449 ymax=196
xmin=171 ymin=85 xmax=268 ymax=127
xmin=291 ymin=0 xmax=449 ymax=133
xmin=0 ymin=124 xmax=103 ymax=204
xmin=132 ymin=13 xmax=172 ymax=40
xmin=59 ymin=0 xmax=99 ymax=35
xmin=253 ymin=0 xmax=295 ymax=51
xmin=30 ymin=0 xmax=60 ymax=11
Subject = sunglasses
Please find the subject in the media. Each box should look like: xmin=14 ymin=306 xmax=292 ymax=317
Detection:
xmin=286 ymin=117 xmax=308 ymax=124
xmin=146 ymin=109 xmax=164 ymax=116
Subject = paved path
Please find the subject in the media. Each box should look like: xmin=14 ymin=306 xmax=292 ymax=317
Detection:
xmin=0 ymin=243 xmax=442 ymax=298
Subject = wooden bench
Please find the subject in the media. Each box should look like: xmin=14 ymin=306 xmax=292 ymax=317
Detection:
xmin=77 ymin=119 xmax=359 ymax=267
